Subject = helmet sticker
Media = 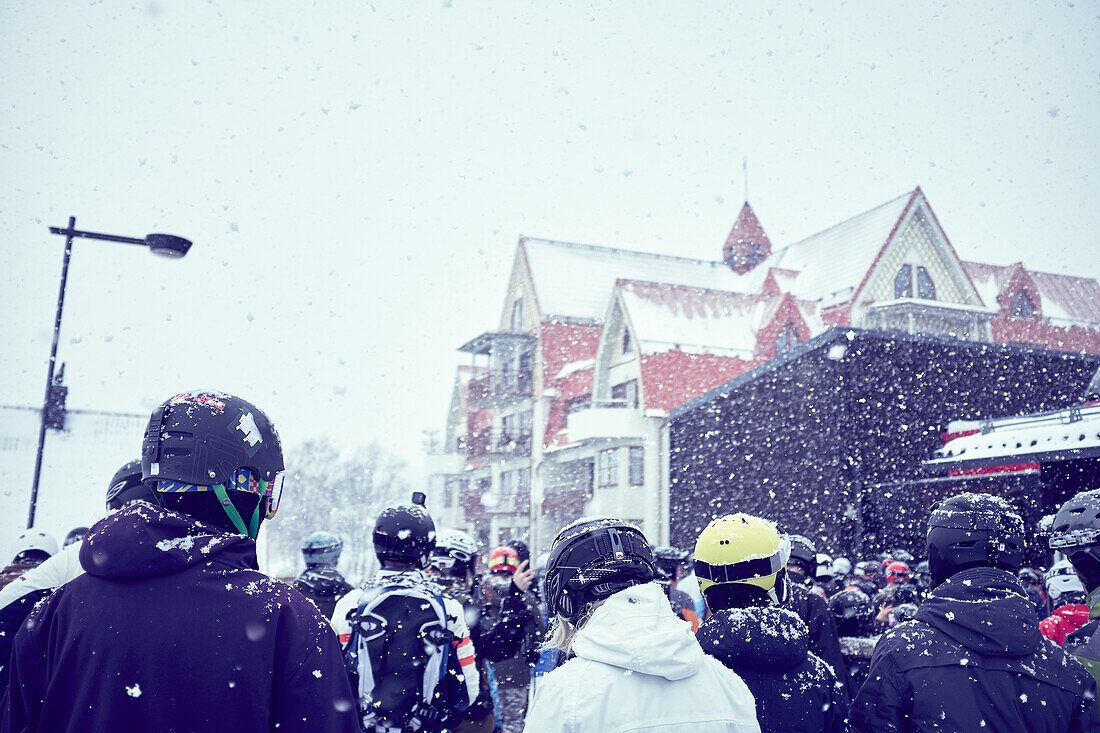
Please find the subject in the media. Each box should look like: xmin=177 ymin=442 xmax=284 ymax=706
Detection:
xmin=236 ymin=411 xmax=263 ymax=447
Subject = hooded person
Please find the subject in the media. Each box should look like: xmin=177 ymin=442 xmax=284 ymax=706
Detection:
xmin=1 ymin=390 xmax=359 ymax=733
xmin=0 ymin=459 xmax=158 ymax=700
xmin=523 ymin=516 xmax=760 ymax=733
xmin=653 ymin=545 xmax=701 ymax=631
xmin=1039 ymin=560 xmax=1090 ymax=646
xmin=693 ymin=515 xmax=847 ymax=733
xmin=292 ymin=530 xmax=353 ymax=619
xmin=851 ymin=492 xmax=1098 ymax=733
xmin=1050 ymin=488 xmax=1100 ymax=685
xmin=781 ymin=534 xmax=848 ymax=688
xmin=828 ymin=589 xmax=878 ymax=697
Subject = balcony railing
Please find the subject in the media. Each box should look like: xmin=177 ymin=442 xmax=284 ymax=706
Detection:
xmin=566 ymin=405 xmax=646 ymax=443
xmin=462 ymin=430 xmax=532 ymax=459
xmin=467 ymin=370 xmax=534 ymax=408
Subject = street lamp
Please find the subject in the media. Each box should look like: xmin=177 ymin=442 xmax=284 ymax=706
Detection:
xmin=27 ymin=216 xmax=193 ymax=528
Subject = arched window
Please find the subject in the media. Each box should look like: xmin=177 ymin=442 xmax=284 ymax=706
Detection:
xmin=775 ymin=321 xmax=799 ymax=355
xmin=893 ymin=264 xmax=937 ymax=300
xmin=1012 ymin=291 xmax=1036 ymax=319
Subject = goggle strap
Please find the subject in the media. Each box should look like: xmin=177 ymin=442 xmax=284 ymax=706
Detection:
xmin=213 ymin=483 xmax=250 ymax=537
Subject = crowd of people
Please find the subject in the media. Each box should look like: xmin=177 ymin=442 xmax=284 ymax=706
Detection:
xmin=1 ymin=388 xmax=1099 ymax=732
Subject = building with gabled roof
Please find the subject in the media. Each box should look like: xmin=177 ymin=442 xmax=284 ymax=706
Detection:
xmin=426 ymin=188 xmax=1100 ymax=553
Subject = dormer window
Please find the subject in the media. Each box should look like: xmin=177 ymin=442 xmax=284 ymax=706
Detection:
xmin=622 ymin=327 xmax=633 ymax=355
xmin=775 ymin=321 xmax=799 ymax=355
xmin=894 ymin=265 xmax=937 ymax=300
xmin=1012 ymin=291 xmax=1037 ymax=319
xmin=510 ymin=298 xmax=524 ymax=332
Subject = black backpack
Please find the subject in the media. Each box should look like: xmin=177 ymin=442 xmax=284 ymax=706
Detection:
xmin=343 ymin=583 xmax=470 ymax=732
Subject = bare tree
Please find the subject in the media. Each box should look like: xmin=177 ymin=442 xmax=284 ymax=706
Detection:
xmin=264 ymin=438 xmax=410 ymax=583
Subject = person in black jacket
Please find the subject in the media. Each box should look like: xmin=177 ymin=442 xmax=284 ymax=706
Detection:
xmin=828 ymin=589 xmax=878 ymax=698
xmin=851 ymin=492 xmax=1099 ymax=732
xmin=292 ymin=530 xmax=353 ymax=619
xmin=694 ymin=514 xmax=848 ymax=733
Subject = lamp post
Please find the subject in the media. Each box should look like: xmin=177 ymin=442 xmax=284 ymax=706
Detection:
xmin=27 ymin=217 xmax=192 ymax=528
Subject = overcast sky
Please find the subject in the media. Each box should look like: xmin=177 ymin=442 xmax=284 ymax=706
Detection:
xmin=2 ymin=1 xmax=1097 ymax=493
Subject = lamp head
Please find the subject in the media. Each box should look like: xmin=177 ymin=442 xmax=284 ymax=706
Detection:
xmin=145 ymin=233 xmax=192 ymax=258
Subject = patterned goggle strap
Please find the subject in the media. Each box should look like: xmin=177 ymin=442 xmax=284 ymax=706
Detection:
xmin=694 ymin=551 xmax=787 ymax=584
xmin=159 ymin=470 xmax=263 ymax=495
xmin=158 ymin=469 xmax=279 ymax=538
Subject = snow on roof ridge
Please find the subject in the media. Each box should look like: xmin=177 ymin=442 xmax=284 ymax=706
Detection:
xmin=962 ymin=259 xmax=1099 ymax=284
xmin=771 ymin=188 xmax=916 ymax=255
xmin=522 ymin=236 xmax=724 ymax=268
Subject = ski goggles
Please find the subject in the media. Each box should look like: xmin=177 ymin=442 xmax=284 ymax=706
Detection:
xmin=159 ymin=468 xmax=286 ymax=519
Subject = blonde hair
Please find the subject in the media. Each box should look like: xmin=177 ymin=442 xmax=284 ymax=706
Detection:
xmin=541 ymin=600 xmax=607 ymax=656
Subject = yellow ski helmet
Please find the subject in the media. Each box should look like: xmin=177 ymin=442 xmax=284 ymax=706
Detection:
xmin=693 ymin=514 xmax=791 ymax=605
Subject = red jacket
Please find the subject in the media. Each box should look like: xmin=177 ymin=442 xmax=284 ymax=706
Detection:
xmin=1040 ymin=603 xmax=1091 ymax=646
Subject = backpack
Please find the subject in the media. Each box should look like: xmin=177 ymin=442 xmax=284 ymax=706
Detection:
xmin=343 ymin=583 xmax=470 ymax=732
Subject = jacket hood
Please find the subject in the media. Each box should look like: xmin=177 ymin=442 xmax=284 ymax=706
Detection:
xmin=296 ymin=565 xmax=351 ymax=597
xmin=569 ymin=581 xmax=703 ymax=680
xmin=697 ymin=605 xmax=809 ymax=670
xmin=80 ymin=502 xmax=256 ymax=579
xmin=916 ymin=566 xmax=1041 ymax=657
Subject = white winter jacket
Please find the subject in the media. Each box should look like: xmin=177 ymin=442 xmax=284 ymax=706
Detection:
xmin=0 ymin=540 xmax=83 ymax=608
xmin=523 ymin=582 xmax=760 ymax=733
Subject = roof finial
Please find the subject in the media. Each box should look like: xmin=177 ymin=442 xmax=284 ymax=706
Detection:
xmin=743 ymin=155 xmax=749 ymax=203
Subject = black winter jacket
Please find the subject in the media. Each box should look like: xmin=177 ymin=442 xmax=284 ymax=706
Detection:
xmin=698 ymin=605 xmax=848 ymax=733
xmin=850 ymin=566 xmax=1099 ymax=733
xmin=785 ymin=582 xmax=850 ymax=688
xmin=292 ymin=564 xmax=353 ymax=619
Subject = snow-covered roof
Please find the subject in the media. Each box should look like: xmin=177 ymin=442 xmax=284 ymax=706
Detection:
xmin=619 ymin=280 xmax=767 ymax=357
xmin=928 ymin=402 xmax=1100 ymax=469
xmin=767 ymin=189 xmax=916 ymax=303
xmin=963 ymin=261 xmax=1100 ymax=326
xmin=522 ymin=237 xmax=765 ymax=321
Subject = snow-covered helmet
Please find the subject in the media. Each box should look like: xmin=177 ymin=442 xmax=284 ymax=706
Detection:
xmin=373 ymin=502 xmax=436 ymax=569
xmin=431 ymin=528 xmax=478 ymax=577
xmin=815 ymin=553 xmax=835 ymax=582
xmin=786 ymin=534 xmax=816 ymax=577
xmin=1017 ymin=567 xmax=1042 ymax=586
xmin=142 ymin=390 xmax=285 ymax=538
xmin=652 ymin=546 xmax=690 ymax=581
xmin=12 ymin=529 xmax=57 ymax=564
xmin=1050 ymin=489 xmax=1100 ymax=591
xmin=695 ymin=514 xmax=791 ymax=607
xmin=301 ymin=531 xmax=342 ymax=566
xmin=828 ymin=589 xmax=874 ymax=637
xmin=927 ymin=493 xmax=1024 ymax=587
xmin=831 ymin=557 xmax=852 ymax=578
xmin=854 ymin=560 xmax=878 ymax=579
xmin=544 ymin=517 xmax=655 ymax=624
xmin=64 ymin=527 xmax=89 ymax=547
xmin=105 ymin=458 xmax=154 ymax=510
xmin=1045 ymin=560 xmax=1087 ymax=606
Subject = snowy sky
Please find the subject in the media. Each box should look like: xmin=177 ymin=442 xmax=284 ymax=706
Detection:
xmin=1 ymin=1 xmax=1097 ymax=491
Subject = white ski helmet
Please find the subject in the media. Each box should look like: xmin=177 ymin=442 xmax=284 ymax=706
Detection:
xmin=12 ymin=529 xmax=58 ymax=563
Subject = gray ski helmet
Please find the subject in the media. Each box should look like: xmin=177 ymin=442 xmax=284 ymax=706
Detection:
xmin=786 ymin=534 xmax=817 ymax=575
xmin=105 ymin=459 xmax=154 ymax=510
xmin=1050 ymin=489 xmax=1100 ymax=590
xmin=544 ymin=517 xmax=656 ymax=624
xmin=301 ymin=531 xmax=342 ymax=566
xmin=142 ymin=390 xmax=284 ymax=488
xmin=927 ymin=493 xmax=1024 ymax=577
xmin=373 ymin=503 xmax=436 ymax=568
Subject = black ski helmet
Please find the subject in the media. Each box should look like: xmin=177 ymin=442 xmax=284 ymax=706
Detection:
xmin=105 ymin=459 xmax=154 ymax=510
xmin=373 ymin=502 xmax=436 ymax=568
xmin=142 ymin=390 xmax=284 ymax=487
xmin=1050 ymin=488 xmax=1100 ymax=591
xmin=544 ymin=517 xmax=656 ymax=625
xmin=652 ymin=546 xmax=689 ymax=581
xmin=926 ymin=493 xmax=1024 ymax=586
xmin=786 ymin=534 xmax=817 ymax=576
xmin=828 ymin=589 xmax=874 ymax=637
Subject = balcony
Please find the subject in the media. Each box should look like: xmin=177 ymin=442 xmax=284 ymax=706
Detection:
xmin=463 ymin=484 xmax=530 ymax=519
xmin=462 ymin=430 xmax=532 ymax=459
xmin=566 ymin=402 xmax=647 ymax=443
xmin=466 ymin=370 xmax=534 ymax=408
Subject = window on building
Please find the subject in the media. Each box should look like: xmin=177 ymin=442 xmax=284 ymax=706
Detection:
xmin=894 ymin=264 xmax=937 ymax=300
xmin=916 ymin=266 xmax=937 ymax=300
xmin=566 ymin=394 xmax=591 ymax=414
xmin=1012 ymin=291 xmax=1037 ymax=319
xmin=597 ymin=449 xmax=619 ymax=487
xmin=444 ymin=478 xmax=466 ymax=508
xmin=622 ymin=327 xmax=633 ymax=355
xmin=775 ymin=321 xmax=799 ymax=355
xmin=611 ymin=380 xmax=639 ymax=408
xmin=510 ymin=298 xmax=524 ymax=332
xmin=501 ymin=469 xmax=514 ymax=495
xmin=629 ymin=446 xmax=644 ymax=485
